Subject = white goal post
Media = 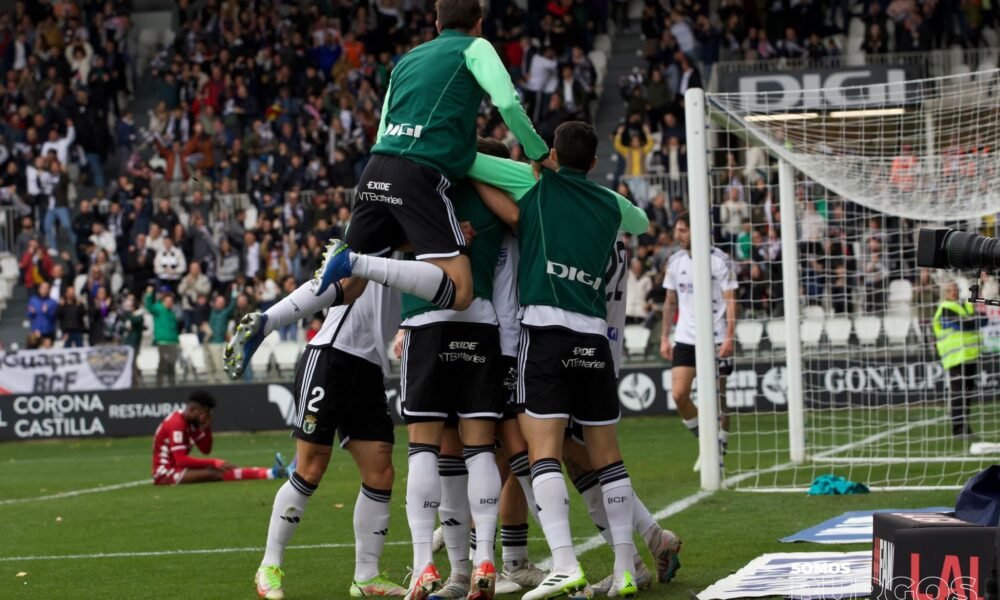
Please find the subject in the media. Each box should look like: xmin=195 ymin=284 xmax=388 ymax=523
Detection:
xmin=683 ymin=67 xmax=1000 ymax=492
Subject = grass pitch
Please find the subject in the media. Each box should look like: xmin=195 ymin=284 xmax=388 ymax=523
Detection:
xmin=0 ymin=416 xmax=957 ymax=599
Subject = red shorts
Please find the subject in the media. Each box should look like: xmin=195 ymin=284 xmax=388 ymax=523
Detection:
xmin=153 ymin=467 xmax=186 ymax=486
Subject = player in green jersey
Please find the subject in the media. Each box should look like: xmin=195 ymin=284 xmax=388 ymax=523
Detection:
xmin=465 ymin=122 xmax=650 ymax=599
xmin=312 ymin=0 xmax=552 ymax=333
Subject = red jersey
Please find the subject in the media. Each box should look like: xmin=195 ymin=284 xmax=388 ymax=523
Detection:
xmin=152 ymin=410 xmax=220 ymax=482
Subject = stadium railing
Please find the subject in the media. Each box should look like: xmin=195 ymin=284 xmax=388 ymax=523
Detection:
xmin=0 ymin=205 xmax=19 ymax=256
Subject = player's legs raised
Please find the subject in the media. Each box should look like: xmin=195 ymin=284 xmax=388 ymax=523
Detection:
xmin=338 ymin=254 xmax=472 ymax=311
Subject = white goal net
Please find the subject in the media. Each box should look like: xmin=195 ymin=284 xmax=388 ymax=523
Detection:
xmin=685 ymin=69 xmax=1000 ymax=491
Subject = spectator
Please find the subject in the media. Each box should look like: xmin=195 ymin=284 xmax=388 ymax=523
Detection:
xmin=216 ymin=237 xmax=241 ymax=291
xmin=87 ymin=286 xmax=114 ymax=345
xmin=800 ymin=200 xmax=827 ymax=243
xmin=56 ymin=287 xmax=87 ymax=347
xmin=27 ymin=281 xmax=58 ymax=343
xmin=305 ymin=315 xmax=324 ymax=342
xmin=145 ymin=287 xmax=180 ymax=387
xmin=118 ymin=295 xmax=145 ymax=362
xmin=179 ymin=262 xmax=212 ymax=331
xmin=626 ymin=258 xmax=654 ymax=325
xmin=126 ymin=233 xmax=157 ymax=293
xmin=48 ymin=263 xmax=72 ymax=301
xmin=155 ymin=237 xmax=187 ymax=292
xmin=524 ymin=46 xmax=559 ymax=122
xmin=614 ymin=123 xmax=655 ymax=203
xmin=205 ymin=289 xmax=236 ymax=344
xmin=40 ymin=119 xmax=75 ymax=168
xmin=42 ymin=161 xmax=72 ymax=250
xmin=277 ymin=276 xmax=300 ymax=341
xmin=19 ymin=239 xmax=53 ymax=295
xmin=90 ymin=221 xmax=117 ymax=255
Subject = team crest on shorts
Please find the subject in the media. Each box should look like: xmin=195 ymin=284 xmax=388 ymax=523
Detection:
xmin=303 ymin=414 xmax=317 ymax=434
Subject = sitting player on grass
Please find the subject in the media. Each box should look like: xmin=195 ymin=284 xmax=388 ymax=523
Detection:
xmin=151 ymin=390 xmax=288 ymax=485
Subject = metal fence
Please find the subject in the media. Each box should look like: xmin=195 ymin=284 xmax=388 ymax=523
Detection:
xmin=0 ymin=205 xmax=21 ymax=256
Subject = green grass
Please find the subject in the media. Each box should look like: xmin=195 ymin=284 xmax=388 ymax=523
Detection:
xmin=0 ymin=417 xmax=958 ymax=599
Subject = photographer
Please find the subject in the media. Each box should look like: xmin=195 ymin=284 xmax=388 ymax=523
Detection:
xmin=932 ymin=281 xmax=986 ymax=437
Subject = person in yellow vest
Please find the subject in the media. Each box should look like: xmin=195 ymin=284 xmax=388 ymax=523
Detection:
xmin=933 ymin=281 xmax=986 ymax=437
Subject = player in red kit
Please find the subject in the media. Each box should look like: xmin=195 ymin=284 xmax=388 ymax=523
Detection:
xmin=152 ymin=390 xmax=289 ymax=485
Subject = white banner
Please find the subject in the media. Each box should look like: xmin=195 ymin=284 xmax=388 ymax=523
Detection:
xmin=0 ymin=346 xmax=134 ymax=394
xmin=699 ymin=551 xmax=871 ymax=599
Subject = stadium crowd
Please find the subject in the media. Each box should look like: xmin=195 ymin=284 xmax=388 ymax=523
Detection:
xmin=1 ymin=0 xmax=995 ymax=356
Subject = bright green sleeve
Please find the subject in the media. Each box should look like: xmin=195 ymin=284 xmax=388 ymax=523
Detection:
xmin=612 ymin=191 xmax=649 ymax=234
xmin=466 ymin=153 xmax=537 ymax=200
xmin=464 ymin=38 xmax=548 ymax=162
xmin=376 ymin=79 xmax=392 ymax=144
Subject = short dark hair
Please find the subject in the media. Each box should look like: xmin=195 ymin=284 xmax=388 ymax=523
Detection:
xmin=477 ymin=137 xmax=511 ymax=159
xmin=189 ymin=390 xmax=216 ymax=409
xmin=436 ymin=0 xmax=483 ymax=30
xmin=553 ymin=121 xmax=598 ymax=171
xmin=674 ymin=211 xmax=690 ymax=228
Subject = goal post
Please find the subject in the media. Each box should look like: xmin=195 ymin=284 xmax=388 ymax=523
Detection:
xmin=683 ymin=69 xmax=1000 ymax=491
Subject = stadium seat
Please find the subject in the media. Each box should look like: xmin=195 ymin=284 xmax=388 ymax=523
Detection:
xmin=250 ymin=345 xmax=274 ymax=377
xmin=185 ymin=345 xmax=209 ymax=377
xmin=883 ymin=315 xmax=912 ymax=346
xmin=0 ymin=279 xmax=9 ymax=310
xmin=802 ymin=305 xmax=826 ymax=321
xmin=623 ymin=325 xmax=651 ymax=357
xmin=824 ymin=317 xmax=853 ymax=347
xmin=853 ymin=316 xmax=881 ymax=346
xmin=765 ymin=319 xmax=787 ymax=349
xmin=800 ymin=318 xmax=824 ymax=348
xmin=735 ymin=321 xmax=764 ymax=351
xmin=273 ymin=341 xmax=301 ymax=375
xmin=0 ymin=255 xmax=17 ymax=282
xmin=178 ymin=333 xmax=200 ymax=355
xmin=887 ymin=279 xmax=913 ymax=304
xmin=136 ymin=347 xmax=160 ymax=380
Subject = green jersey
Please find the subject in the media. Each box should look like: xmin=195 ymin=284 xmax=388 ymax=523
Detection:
xmin=466 ymin=154 xmax=649 ymax=331
xmin=400 ymin=180 xmax=506 ymax=325
xmin=373 ymin=31 xmax=548 ymax=181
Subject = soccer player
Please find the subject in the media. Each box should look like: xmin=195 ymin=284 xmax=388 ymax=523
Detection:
xmin=224 ymin=282 xmax=406 ymax=600
xmin=658 ymin=213 xmax=738 ymax=471
xmin=312 ymin=0 xmax=551 ymax=317
xmin=394 ymin=138 xmax=518 ymax=600
xmin=464 ymin=122 xmax=650 ymax=599
xmin=477 ymin=185 xmax=682 ymax=596
xmin=151 ymin=390 xmax=287 ymax=485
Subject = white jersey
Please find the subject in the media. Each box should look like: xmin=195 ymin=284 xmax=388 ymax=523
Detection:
xmin=663 ymin=248 xmax=738 ymax=345
xmin=605 ymin=235 xmax=628 ymax=376
xmin=309 ymin=283 xmax=401 ymax=373
xmin=494 ymin=232 xmax=520 ymax=358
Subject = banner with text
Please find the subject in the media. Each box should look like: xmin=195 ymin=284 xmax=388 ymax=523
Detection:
xmin=2 ymin=353 xmax=997 ymax=441
xmin=716 ymin=65 xmax=922 ymax=111
xmin=0 ymin=346 xmax=134 ymax=394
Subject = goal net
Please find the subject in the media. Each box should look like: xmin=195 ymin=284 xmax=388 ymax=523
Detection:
xmin=686 ymin=69 xmax=1000 ymax=491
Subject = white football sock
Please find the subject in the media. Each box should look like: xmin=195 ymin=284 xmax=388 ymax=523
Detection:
xmin=509 ymin=451 xmax=539 ymax=524
xmin=263 ymin=279 xmax=342 ymax=335
xmin=683 ymin=417 xmax=699 ymax=438
xmin=501 ymin=524 xmax=529 ymax=568
xmin=354 ymin=484 xmax=392 ymax=582
xmin=261 ymin=472 xmax=315 ymax=566
xmin=573 ymin=471 xmax=613 ymax=546
xmin=597 ymin=462 xmax=637 ymax=582
xmin=530 ymin=459 xmax=577 ymax=572
xmin=352 ymin=254 xmax=456 ymax=308
xmin=406 ymin=444 xmax=441 ymax=572
xmin=632 ymin=495 xmax=658 ymax=539
xmin=438 ymin=455 xmax=471 ymax=578
xmin=465 ymin=446 xmax=501 ymax=566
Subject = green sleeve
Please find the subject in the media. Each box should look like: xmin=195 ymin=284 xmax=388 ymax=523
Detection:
xmin=375 ymin=79 xmax=392 ymax=144
xmin=464 ymin=39 xmax=548 ymax=162
xmin=612 ymin=191 xmax=650 ymax=234
xmin=466 ymin=153 xmax=537 ymax=201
